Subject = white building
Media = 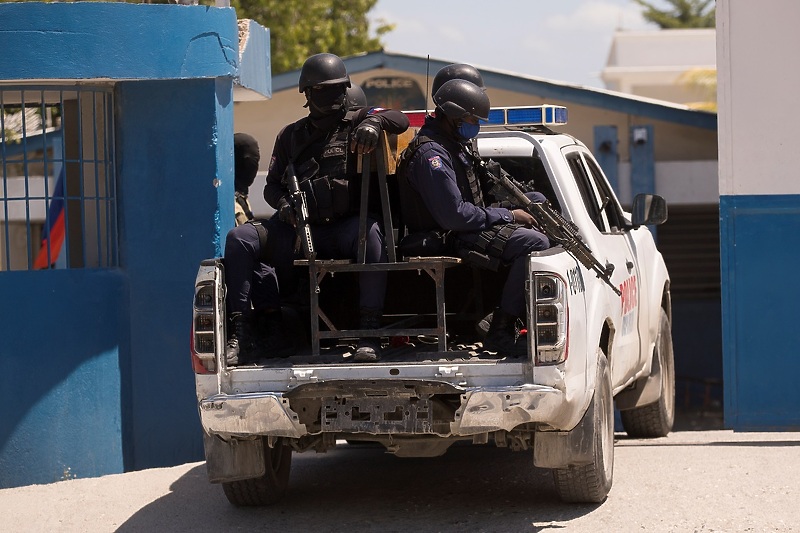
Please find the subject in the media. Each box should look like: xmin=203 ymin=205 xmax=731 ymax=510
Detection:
xmin=602 ymin=29 xmax=716 ymax=106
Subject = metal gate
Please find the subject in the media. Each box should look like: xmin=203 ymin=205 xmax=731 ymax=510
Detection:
xmin=1 ymin=85 xmax=117 ymax=271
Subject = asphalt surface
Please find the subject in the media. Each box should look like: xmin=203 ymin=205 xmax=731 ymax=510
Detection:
xmin=2 ymin=421 xmax=799 ymax=532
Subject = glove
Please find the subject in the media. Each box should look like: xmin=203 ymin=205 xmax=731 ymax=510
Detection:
xmin=350 ymin=117 xmax=381 ymax=155
xmin=276 ymin=197 xmax=296 ymax=226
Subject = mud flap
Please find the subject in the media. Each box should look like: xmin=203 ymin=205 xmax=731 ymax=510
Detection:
xmin=533 ymin=395 xmax=596 ymax=469
xmin=204 ymin=433 xmax=265 ymax=483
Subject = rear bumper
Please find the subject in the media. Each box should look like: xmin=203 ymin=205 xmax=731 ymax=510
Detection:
xmin=199 ymin=384 xmax=576 ymax=439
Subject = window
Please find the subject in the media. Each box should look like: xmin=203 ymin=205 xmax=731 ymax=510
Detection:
xmin=584 ymin=156 xmax=627 ymax=232
xmin=1 ymin=85 xmax=117 ymax=271
xmin=488 ymin=154 xmax=562 ymax=212
xmin=566 ymin=152 xmax=607 ymax=232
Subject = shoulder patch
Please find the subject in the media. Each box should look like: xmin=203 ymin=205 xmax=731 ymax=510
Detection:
xmin=428 ymin=155 xmax=442 ymax=169
xmin=269 ymin=156 xmax=276 ymax=172
xmin=367 ymin=107 xmax=386 ymax=115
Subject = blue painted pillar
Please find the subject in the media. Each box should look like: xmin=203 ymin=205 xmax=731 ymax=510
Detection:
xmin=629 ymin=124 xmax=655 ymax=196
xmin=593 ymin=125 xmax=619 ymax=195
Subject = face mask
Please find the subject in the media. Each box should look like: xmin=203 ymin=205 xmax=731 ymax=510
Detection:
xmin=458 ymin=121 xmax=480 ymax=139
xmin=308 ymin=85 xmax=347 ymax=117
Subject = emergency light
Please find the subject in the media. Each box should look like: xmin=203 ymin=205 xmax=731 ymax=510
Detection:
xmin=403 ymin=105 xmax=568 ymax=129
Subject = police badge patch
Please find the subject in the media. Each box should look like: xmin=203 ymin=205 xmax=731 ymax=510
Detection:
xmin=428 ymin=155 xmax=442 ymax=169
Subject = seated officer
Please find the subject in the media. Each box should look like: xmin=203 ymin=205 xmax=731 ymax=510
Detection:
xmin=223 ymin=53 xmax=409 ymax=365
xmin=233 ymin=132 xmax=259 ymax=226
xmin=399 ymin=78 xmax=550 ymax=357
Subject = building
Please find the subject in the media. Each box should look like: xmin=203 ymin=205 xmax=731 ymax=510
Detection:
xmin=601 ymin=29 xmax=716 ymax=106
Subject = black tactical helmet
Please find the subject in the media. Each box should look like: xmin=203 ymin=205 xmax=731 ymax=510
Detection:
xmin=433 ymin=79 xmax=490 ymax=121
xmin=431 ymin=63 xmax=485 ymax=97
xmin=298 ymin=53 xmax=351 ymax=93
xmin=346 ymin=83 xmax=367 ymax=109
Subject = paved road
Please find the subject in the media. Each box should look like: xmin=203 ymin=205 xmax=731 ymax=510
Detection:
xmin=1 ymin=429 xmax=799 ymax=532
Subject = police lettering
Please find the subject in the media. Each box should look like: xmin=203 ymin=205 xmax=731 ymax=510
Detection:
xmin=619 ymin=275 xmax=638 ymax=315
xmin=364 ymin=77 xmax=415 ymax=90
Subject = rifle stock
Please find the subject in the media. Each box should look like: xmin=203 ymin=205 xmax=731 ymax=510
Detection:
xmin=473 ymin=155 xmax=621 ymax=296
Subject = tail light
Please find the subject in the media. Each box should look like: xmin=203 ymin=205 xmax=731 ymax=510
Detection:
xmin=533 ymin=274 xmax=568 ymax=365
xmin=192 ymin=282 xmax=217 ymax=373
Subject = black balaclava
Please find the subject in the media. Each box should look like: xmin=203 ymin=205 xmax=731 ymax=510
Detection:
xmin=306 ymin=84 xmax=348 ymax=128
xmin=234 ymin=133 xmax=260 ymax=194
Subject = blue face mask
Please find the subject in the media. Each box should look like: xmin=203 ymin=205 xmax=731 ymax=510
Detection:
xmin=458 ymin=121 xmax=480 ymax=139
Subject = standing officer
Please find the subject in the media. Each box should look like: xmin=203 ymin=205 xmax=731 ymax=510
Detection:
xmin=399 ymin=78 xmax=550 ymax=357
xmin=223 ymin=53 xmax=409 ymax=365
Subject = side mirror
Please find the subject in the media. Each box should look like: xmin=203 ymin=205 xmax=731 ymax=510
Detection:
xmin=631 ymin=194 xmax=668 ymax=226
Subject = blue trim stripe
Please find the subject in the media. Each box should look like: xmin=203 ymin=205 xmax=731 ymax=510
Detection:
xmin=720 ymin=194 xmax=800 ymax=430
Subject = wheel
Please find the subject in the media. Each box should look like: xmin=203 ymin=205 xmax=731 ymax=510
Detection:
xmin=620 ymin=308 xmax=675 ymax=438
xmin=553 ymin=348 xmax=614 ymax=503
xmin=222 ymin=438 xmax=292 ymax=506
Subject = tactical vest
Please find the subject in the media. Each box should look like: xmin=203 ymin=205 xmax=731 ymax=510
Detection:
xmin=397 ymin=132 xmax=518 ymax=265
xmin=397 ymin=133 xmax=485 ymax=232
xmin=234 ymin=191 xmax=253 ymax=226
xmin=291 ymin=110 xmax=360 ymax=224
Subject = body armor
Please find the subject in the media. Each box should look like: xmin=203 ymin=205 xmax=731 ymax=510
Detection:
xmin=289 ymin=111 xmax=359 ymax=224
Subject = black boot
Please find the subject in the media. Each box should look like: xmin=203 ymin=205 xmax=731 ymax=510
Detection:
xmin=253 ymin=309 xmax=296 ymax=359
xmin=354 ymin=308 xmax=382 ymax=362
xmin=225 ymin=312 xmax=256 ymax=366
xmin=475 ymin=310 xmax=494 ymax=339
xmin=483 ymin=307 xmax=527 ymax=358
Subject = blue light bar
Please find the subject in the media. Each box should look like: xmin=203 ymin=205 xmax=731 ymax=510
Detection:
xmin=480 ymin=105 xmax=568 ymax=127
xmin=485 ymin=108 xmax=506 ymax=125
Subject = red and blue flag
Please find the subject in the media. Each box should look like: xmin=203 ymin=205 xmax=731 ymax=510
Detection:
xmin=33 ymin=166 xmax=65 ymax=269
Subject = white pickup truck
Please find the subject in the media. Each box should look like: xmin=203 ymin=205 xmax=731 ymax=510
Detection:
xmin=191 ymin=105 xmax=674 ymax=505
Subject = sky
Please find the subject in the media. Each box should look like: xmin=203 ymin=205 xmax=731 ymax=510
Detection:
xmin=369 ymin=0 xmax=659 ymax=89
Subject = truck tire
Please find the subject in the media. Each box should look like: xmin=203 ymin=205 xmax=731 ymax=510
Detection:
xmin=222 ymin=439 xmax=292 ymax=506
xmin=553 ymin=348 xmax=614 ymax=503
xmin=620 ymin=308 xmax=675 ymax=438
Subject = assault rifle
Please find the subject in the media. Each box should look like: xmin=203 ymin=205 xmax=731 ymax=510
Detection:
xmin=286 ymin=163 xmax=316 ymax=263
xmin=473 ymin=155 xmax=621 ymax=296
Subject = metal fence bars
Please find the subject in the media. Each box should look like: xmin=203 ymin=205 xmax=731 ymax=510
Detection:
xmin=0 ymin=85 xmax=117 ymax=271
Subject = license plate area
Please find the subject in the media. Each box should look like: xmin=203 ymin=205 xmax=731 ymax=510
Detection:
xmin=322 ymin=397 xmax=433 ymax=433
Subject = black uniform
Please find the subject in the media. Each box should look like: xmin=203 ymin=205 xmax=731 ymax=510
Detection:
xmin=225 ymin=106 xmax=409 ymax=316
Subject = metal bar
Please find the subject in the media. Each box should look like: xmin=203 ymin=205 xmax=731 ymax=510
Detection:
xmin=1 ymin=91 xmax=12 ymax=271
xmin=309 ymin=264 xmax=321 ymax=356
xmin=317 ymin=328 xmax=445 ymax=340
xmin=20 ymin=90 xmax=33 ymax=269
xmin=356 ymin=153 xmax=371 ymax=264
xmin=77 ymin=90 xmax=87 ymax=267
xmin=59 ymin=90 xmax=70 ymax=267
xmin=92 ymin=89 xmax=102 ymax=266
xmin=39 ymin=89 xmax=53 ymax=271
xmin=375 ymin=138 xmax=397 ymax=262
xmin=104 ymin=89 xmax=118 ymax=267
xmin=433 ymin=267 xmax=447 ymax=352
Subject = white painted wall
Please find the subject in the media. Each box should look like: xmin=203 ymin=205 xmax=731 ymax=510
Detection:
xmin=616 ymin=160 xmax=718 ymax=206
xmin=717 ymin=0 xmax=800 ymax=196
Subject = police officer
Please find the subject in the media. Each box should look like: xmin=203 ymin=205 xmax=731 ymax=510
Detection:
xmin=431 ymin=63 xmax=485 ymax=97
xmin=224 ymin=53 xmax=410 ymax=365
xmin=399 ymin=78 xmax=550 ymax=357
xmin=233 ymin=132 xmax=259 ymax=226
xmin=430 ymin=64 xmax=548 ymax=209
xmin=345 ymin=82 xmax=368 ymax=110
